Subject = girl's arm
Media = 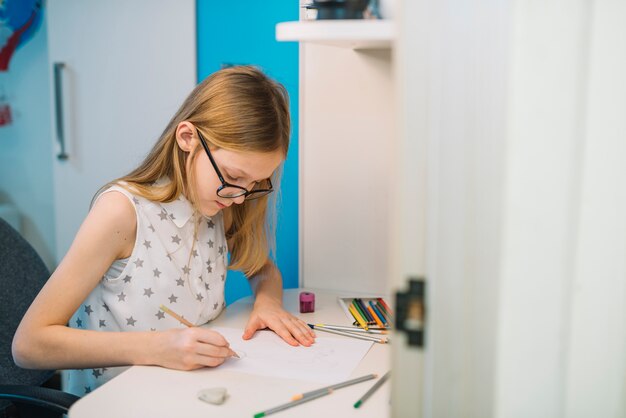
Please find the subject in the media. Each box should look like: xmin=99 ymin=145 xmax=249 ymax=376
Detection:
xmin=12 ymin=191 xmax=235 ymax=371
xmin=241 ymin=261 xmax=316 ymax=346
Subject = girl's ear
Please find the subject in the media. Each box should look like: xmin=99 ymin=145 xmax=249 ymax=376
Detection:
xmin=175 ymin=121 xmax=196 ymax=152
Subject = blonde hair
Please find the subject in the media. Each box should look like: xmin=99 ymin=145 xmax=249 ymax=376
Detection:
xmin=100 ymin=66 xmax=290 ymax=277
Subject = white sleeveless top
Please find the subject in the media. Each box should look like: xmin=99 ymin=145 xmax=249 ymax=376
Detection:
xmin=65 ymin=180 xmax=228 ymax=395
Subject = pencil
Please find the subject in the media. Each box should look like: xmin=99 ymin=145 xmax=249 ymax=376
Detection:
xmin=159 ymin=304 xmax=194 ymax=327
xmin=291 ymin=373 xmax=377 ymax=401
xmin=366 ymin=305 xmax=385 ymax=328
xmin=369 ymin=301 xmax=389 ymax=327
xmin=308 ymin=324 xmax=387 ymax=343
xmin=351 ymin=299 xmax=371 ymax=324
xmin=355 ymin=298 xmax=374 ymax=323
xmin=376 ymin=300 xmax=393 ymax=326
xmin=159 ymin=305 xmax=239 ymax=358
xmin=348 ymin=304 xmax=369 ymax=330
xmin=377 ymin=298 xmax=392 ymax=317
xmin=313 ymin=324 xmax=388 ymax=334
xmin=254 ymin=389 xmax=332 ymax=418
xmin=353 ymin=371 xmax=391 ymax=408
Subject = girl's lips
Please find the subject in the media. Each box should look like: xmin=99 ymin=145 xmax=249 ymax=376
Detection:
xmin=216 ymin=201 xmax=227 ymax=209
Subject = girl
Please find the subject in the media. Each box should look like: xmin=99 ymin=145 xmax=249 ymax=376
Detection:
xmin=12 ymin=66 xmax=315 ymax=395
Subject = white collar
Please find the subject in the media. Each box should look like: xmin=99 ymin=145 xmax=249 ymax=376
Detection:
xmin=154 ymin=177 xmax=195 ymax=228
xmin=160 ymin=194 xmax=195 ymax=228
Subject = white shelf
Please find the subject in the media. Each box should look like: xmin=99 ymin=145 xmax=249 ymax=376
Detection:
xmin=276 ymin=20 xmax=395 ymax=50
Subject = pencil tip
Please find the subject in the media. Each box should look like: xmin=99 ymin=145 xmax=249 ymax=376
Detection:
xmin=354 ymin=400 xmax=362 ymax=409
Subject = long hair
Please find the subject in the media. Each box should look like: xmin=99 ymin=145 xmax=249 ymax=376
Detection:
xmin=100 ymin=66 xmax=290 ymax=277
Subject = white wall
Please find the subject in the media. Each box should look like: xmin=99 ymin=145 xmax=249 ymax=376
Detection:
xmin=0 ymin=18 xmax=55 ymax=270
xmin=300 ymin=45 xmax=394 ymax=295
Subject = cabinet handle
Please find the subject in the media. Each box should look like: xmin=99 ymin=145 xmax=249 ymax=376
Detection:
xmin=53 ymin=62 xmax=69 ymax=160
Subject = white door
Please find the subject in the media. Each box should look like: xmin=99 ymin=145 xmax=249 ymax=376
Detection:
xmin=391 ymin=0 xmax=626 ymax=417
xmin=47 ymin=0 xmax=196 ymax=261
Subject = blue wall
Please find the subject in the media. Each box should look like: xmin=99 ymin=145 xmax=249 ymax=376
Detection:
xmin=196 ymin=1 xmax=299 ymax=304
xmin=0 ymin=16 xmax=56 ymax=270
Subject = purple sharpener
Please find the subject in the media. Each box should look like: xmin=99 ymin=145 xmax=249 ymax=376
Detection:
xmin=299 ymin=291 xmax=315 ymax=313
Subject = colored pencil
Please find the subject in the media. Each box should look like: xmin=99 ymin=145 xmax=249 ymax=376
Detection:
xmin=254 ymin=388 xmax=332 ymax=417
xmin=377 ymin=298 xmax=392 ymax=317
xmin=376 ymin=300 xmax=393 ymax=326
xmin=159 ymin=304 xmax=194 ymax=327
xmin=351 ymin=299 xmax=372 ymax=325
xmin=366 ymin=305 xmax=385 ymax=328
xmin=348 ymin=304 xmax=369 ymax=330
xmin=369 ymin=301 xmax=389 ymax=327
xmin=350 ymin=299 xmax=368 ymax=324
xmin=308 ymin=324 xmax=386 ymax=343
xmin=313 ymin=324 xmax=388 ymax=334
xmin=356 ymin=298 xmax=374 ymax=323
xmin=159 ymin=305 xmax=239 ymax=358
xmin=291 ymin=373 xmax=377 ymax=401
xmin=353 ymin=371 xmax=391 ymax=409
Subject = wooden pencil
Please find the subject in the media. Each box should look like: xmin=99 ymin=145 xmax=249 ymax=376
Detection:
xmin=291 ymin=373 xmax=377 ymax=401
xmin=354 ymin=371 xmax=391 ymax=408
xmin=313 ymin=324 xmax=388 ymax=334
xmin=159 ymin=304 xmax=194 ymax=327
xmin=308 ymin=324 xmax=386 ymax=343
xmin=348 ymin=304 xmax=369 ymax=330
xmin=159 ymin=305 xmax=239 ymax=358
xmin=366 ymin=305 xmax=385 ymax=328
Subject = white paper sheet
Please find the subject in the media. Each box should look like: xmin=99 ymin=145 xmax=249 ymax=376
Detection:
xmin=210 ymin=327 xmax=373 ymax=384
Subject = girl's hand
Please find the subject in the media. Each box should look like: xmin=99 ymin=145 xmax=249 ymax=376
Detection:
xmin=154 ymin=327 xmax=237 ymax=371
xmin=242 ymin=300 xmax=316 ymax=347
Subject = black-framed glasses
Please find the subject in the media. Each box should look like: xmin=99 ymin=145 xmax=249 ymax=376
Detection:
xmin=196 ymin=128 xmax=274 ymax=201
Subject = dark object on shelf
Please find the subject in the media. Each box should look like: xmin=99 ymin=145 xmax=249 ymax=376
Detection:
xmin=306 ymin=0 xmax=371 ymax=20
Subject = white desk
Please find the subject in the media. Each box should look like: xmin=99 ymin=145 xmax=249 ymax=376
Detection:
xmin=68 ymin=289 xmax=391 ymax=418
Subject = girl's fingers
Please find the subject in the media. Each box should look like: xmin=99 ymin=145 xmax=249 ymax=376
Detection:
xmin=191 ymin=353 xmax=227 ymax=368
xmin=195 ymin=342 xmax=235 ymax=358
xmin=242 ymin=317 xmax=263 ymax=340
xmin=270 ymin=321 xmax=299 ymax=347
xmin=194 ymin=328 xmax=229 ymax=347
xmin=296 ymin=318 xmax=316 ymax=338
xmin=285 ymin=318 xmax=314 ymax=346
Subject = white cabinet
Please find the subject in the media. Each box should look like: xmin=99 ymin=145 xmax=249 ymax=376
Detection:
xmin=275 ymin=14 xmax=422 ymax=418
xmin=279 ymin=1 xmax=626 ymax=417
xmin=47 ymin=0 xmax=196 ymax=261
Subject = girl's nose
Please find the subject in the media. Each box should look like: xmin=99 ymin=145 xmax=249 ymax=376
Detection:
xmin=233 ymin=195 xmax=246 ymax=205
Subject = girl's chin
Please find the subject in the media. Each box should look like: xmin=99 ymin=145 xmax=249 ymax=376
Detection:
xmin=198 ymin=203 xmax=221 ymax=217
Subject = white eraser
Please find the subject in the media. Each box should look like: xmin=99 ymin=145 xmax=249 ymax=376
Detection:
xmin=197 ymin=387 xmax=228 ymax=405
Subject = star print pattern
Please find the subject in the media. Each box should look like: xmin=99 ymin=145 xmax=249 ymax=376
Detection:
xmin=67 ymin=182 xmax=228 ymax=397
